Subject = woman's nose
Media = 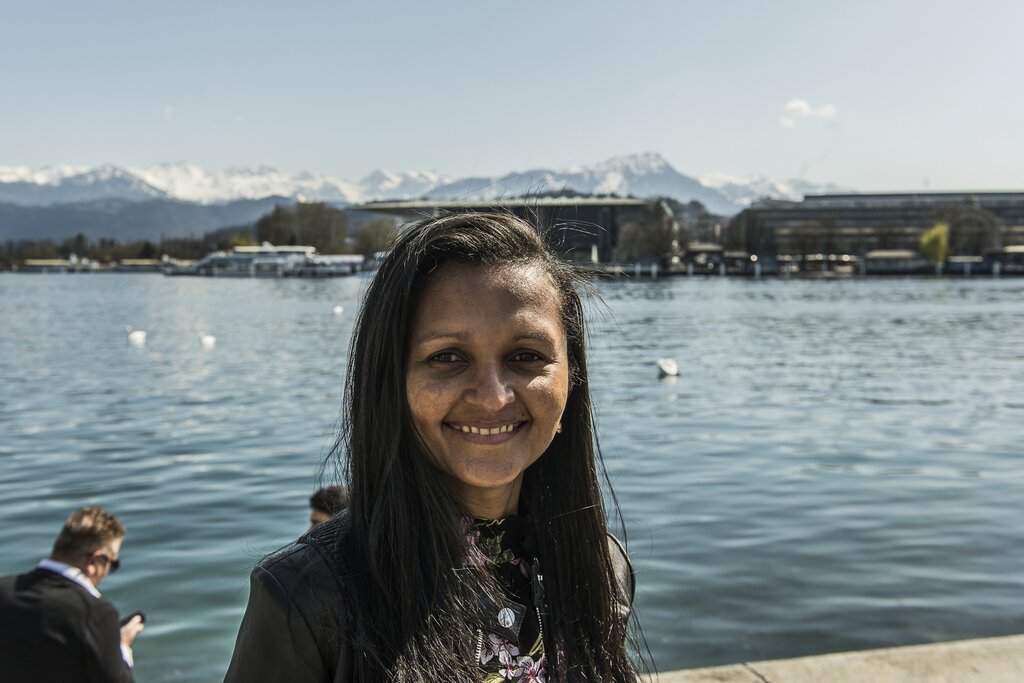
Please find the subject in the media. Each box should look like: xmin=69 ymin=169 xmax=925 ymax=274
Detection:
xmin=464 ymin=363 xmax=515 ymax=410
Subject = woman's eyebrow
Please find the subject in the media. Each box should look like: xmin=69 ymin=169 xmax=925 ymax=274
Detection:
xmin=410 ymin=330 xmax=469 ymax=346
xmin=411 ymin=331 xmax=558 ymax=347
xmin=514 ymin=332 xmax=557 ymax=346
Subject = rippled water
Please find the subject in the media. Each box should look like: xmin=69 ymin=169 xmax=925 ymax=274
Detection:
xmin=2 ymin=273 xmax=1023 ymax=681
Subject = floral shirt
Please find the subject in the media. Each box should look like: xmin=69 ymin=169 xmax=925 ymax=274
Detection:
xmin=468 ymin=517 xmax=547 ymax=683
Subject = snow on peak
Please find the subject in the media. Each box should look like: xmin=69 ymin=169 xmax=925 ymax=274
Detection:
xmin=569 ymin=152 xmax=671 ymax=176
xmin=359 ymin=168 xmax=452 ymax=200
xmin=360 ymin=168 xmax=399 ymax=184
xmin=593 ymin=171 xmax=627 ymax=195
xmin=699 ymin=172 xmax=797 ymax=200
xmin=699 ymin=172 xmax=855 ymax=206
xmin=129 ymin=164 xmax=361 ymax=204
xmin=129 ymin=163 xmax=447 ymax=204
xmin=85 ymin=164 xmax=124 ymax=181
xmin=0 ymin=164 xmax=90 ymax=185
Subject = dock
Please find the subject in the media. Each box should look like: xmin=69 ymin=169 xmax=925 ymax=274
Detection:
xmin=653 ymin=634 xmax=1024 ymax=682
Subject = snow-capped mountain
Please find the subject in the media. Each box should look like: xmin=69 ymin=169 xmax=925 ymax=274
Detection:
xmin=125 ymin=163 xmax=453 ymax=205
xmin=425 ymin=170 xmax=568 ymax=202
xmin=423 ymin=153 xmax=739 ymax=215
xmin=0 ymin=164 xmax=89 ymax=185
xmin=0 ymin=154 xmax=854 ymax=214
xmin=562 ymin=152 xmax=735 ymax=213
xmin=700 ymin=172 xmax=853 ymax=207
xmin=0 ymin=164 xmax=169 ymax=205
xmin=359 ymin=169 xmax=452 ymax=201
xmin=129 ymin=163 xmax=365 ymax=205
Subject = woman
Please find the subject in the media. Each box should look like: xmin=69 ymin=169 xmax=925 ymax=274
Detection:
xmin=225 ymin=212 xmax=638 ymax=682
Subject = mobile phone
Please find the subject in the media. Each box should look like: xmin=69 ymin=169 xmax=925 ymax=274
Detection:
xmin=119 ymin=610 xmax=146 ymax=627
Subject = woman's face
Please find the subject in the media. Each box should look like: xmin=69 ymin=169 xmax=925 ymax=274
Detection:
xmin=405 ymin=262 xmax=571 ymax=518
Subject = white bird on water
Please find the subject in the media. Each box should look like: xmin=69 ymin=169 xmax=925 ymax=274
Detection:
xmin=198 ymin=332 xmax=217 ymax=349
xmin=657 ymin=358 xmax=679 ymax=377
xmin=332 ymin=305 xmax=344 ymax=316
xmin=125 ymin=326 xmax=147 ymax=346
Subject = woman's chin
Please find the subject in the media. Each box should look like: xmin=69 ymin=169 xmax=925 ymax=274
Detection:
xmin=446 ymin=471 xmax=525 ymax=516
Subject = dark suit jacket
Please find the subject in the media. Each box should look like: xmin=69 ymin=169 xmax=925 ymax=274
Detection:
xmin=0 ymin=568 xmax=134 ymax=683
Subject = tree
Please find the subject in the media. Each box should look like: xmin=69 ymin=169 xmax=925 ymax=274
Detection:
xmin=355 ymin=219 xmax=398 ymax=258
xmin=613 ymin=204 xmax=678 ymax=263
xmin=295 ymin=202 xmax=349 ymax=253
xmin=614 ymin=220 xmax=645 ymax=261
xmin=919 ymin=222 xmax=949 ymax=263
xmin=59 ymin=233 xmax=89 ymax=258
xmin=725 ymin=209 xmax=776 ymax=254
xmin=254 ymin=205 xmax=294 ymax=245
xmin=931 ymin=205 xmax=1003 ymax=255
xmin=137 ymin=241 xmax=157 ymax=259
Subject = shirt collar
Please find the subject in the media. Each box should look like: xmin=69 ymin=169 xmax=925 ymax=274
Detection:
xmin=37 ymin=559 xmax=101 ymax=598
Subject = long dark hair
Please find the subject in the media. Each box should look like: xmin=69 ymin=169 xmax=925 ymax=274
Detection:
xmin=332 ymin=211 xmax=636 ymax=681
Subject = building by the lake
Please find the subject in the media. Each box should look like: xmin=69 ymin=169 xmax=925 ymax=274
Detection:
xmin=727 ymin=192 xmax=1024 ymax=257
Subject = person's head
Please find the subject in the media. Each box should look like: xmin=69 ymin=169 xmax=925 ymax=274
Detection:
xmin=309 ymin=485 xmax=349 ymax=529
xmin=343 ymin=211 xmax=590 ymax=518
xmin=50 ymin=507 xmax=125 ymax=589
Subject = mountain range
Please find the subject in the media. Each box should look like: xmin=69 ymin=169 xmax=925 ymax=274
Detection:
xmin=0 ymin=153 xmax=853 ymax=242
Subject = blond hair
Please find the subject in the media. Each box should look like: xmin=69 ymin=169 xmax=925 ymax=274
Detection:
xmin=50 ymin=507 xmax=125 ymax=560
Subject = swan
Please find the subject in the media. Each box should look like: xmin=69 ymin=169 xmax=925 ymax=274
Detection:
xmin=656 ymin=358 xmax=679 ymax=377
xmin=125 ymin=326 xmax=147 ymax=346
xmin=198 ymin=332 xmax=217 ymax=349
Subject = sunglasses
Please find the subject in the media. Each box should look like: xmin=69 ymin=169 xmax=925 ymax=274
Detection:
xmin=94 ymin=553 xmax=121 ymax=573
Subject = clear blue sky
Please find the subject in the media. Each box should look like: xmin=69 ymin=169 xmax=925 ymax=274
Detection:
xmin=3 ymin=0 xmax=1021 ymax=191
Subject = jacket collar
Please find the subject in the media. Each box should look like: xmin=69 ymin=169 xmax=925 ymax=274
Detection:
xmin=37 ymin=559 xmax=101 ymax=598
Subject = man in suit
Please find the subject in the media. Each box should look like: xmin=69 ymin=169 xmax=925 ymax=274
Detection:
xmin=0 ymin=506 xmax=144 ymax=682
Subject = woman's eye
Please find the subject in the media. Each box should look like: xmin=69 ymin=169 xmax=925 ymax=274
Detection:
xmin=511 ymin=351 xmax=546 ymax=363
xmin=430 ymin=351 xmax=462 ymax=363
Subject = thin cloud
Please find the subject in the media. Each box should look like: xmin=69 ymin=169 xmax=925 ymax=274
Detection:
xmin=164 ymin=105 xmax=174 ymax=121
xmin=780 ymin=98 xmax=836 ymax=127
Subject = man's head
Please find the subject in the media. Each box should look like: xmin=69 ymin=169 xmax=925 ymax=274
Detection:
xmin=309 ymin=485 xmax=349 ymax=529
xmin=50 ymin=507 xmax=125 ymax=589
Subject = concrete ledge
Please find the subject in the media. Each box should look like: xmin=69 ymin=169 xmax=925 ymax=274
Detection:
xmin=653 ymin=634 xmax=1024 ymax=683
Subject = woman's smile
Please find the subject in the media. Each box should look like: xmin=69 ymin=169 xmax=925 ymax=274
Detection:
xmin=446 ymin=421 xmax=521 ymax=435
xmin=444 ymin=420 xmax=527 ymax=442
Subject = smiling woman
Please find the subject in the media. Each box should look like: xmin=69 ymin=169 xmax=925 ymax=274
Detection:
xmin=225 ymin=212 xmax=640 ymax=683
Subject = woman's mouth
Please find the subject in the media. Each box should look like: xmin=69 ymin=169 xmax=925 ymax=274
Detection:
xmin=445 ymin=421 xmax=525 ymax=442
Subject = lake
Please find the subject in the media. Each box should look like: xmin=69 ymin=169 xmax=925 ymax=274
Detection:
xmin=1 ymin=272 xmax=1022 ymax=681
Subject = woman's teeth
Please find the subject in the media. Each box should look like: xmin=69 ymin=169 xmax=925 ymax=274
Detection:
xmin=457 ymin=424 xmax=516 ymax=435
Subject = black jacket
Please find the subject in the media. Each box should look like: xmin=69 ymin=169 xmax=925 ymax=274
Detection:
xmin=0 ymin=569 xmax=134 ymax=683
xmin=224 ymin=513 xmax=635 ymax=682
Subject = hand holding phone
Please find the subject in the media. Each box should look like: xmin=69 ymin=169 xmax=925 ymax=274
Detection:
xmin=119 ymin=610 xmax=146 ymax=627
